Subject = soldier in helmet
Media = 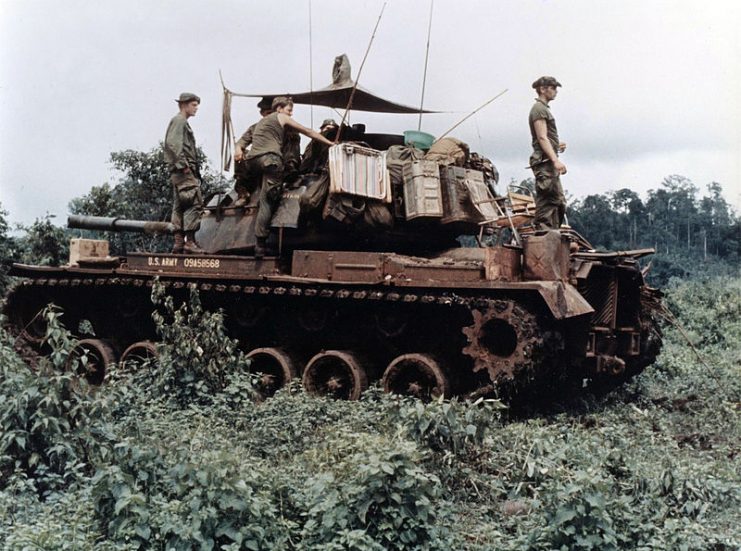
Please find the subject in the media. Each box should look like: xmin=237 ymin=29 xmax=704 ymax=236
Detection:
xmin=246 ymin=96 xmax=335 ymax=258
xmin=528 ymin=76 xmax=568 ymax=229
xmin=300 ymin=118 xmax=339 ymax=174
xmin=233 ymin=97 xmax=273 ymax=207
xmin=164 ymin=92 xmax=205 ymax=254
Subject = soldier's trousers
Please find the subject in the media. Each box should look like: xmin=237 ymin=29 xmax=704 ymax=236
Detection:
xmin=170 ymin=171 xmax=203 ymax=232
xmin=532 ymin=162 xmax=566 ymax=229
xmin=234 ymin=159 xmax=259 ymax=198
xmin=248 ymin=153 xmax=284 ymax=239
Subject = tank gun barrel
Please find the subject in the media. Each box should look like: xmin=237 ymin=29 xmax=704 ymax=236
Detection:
xmin=67 ymin=215 xmax=174 ymax=234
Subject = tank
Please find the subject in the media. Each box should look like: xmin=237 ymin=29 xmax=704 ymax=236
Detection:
xmin=3 ymin=63 xmax=663 ymax=401
xmin=3 ymin=176 xmax=663 ymax=401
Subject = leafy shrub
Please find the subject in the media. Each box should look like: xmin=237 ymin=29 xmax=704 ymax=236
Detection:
xmin=0 ymin=307 xmax=104 ymax=492
xmin=148 ymin=282 xmax=253 ymax=406
xmin=92 ymin=436 xmax=291 ymax=550
xmin=300 ymin=434 xmax=450 ymax=551
xmin=664 ymin=276 xmax=741 ymax=347
xmin=390 ymin=396 xmax=504 ymax=454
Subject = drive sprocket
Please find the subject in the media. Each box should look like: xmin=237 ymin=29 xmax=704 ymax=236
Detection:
xmin=461 ymin=299 xmax=547 ymax=386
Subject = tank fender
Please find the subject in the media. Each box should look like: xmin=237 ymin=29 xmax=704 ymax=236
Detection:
xmin=533 ymin=280 xmax=594 ymax=320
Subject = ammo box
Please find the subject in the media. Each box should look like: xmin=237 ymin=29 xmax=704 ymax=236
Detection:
xmin=440 ymin=166 xmax=497 ymax=224
xmin=328 ymin=143 xmax=392 ymax=203
xmin=402 ymin=160 xmax=443 ymax=220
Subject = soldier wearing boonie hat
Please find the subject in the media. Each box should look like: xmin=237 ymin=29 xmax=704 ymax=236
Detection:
xmin=528 ymin=76 xmax=568 ymax=230
xmin=245 ymin=96 xmax=336 ymax=258
xmin=233 ymin=97 xmax=276 ymax=207
xmin=164 ymin=92 xmax=205 ymax=254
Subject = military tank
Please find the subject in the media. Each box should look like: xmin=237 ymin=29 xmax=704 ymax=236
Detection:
xmin=3 ymin=169 xmax=663 ymax=401
xmin=3 ymin=62 xmax=663 ymax=401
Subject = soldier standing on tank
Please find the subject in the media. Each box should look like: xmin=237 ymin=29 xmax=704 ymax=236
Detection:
xmin=528 ymin=76 xmax=568 ymax=229
xmin=164 ymin=92 xmax=205 ymax=254
xmin=246 ymin=96 xmax=335 ymax=258
xmin=233 ymin=97 xmax=273 ymax=207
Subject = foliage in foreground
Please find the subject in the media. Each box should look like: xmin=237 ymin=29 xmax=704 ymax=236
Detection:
xmin=0 ymin=277 xmax=739 ymax=550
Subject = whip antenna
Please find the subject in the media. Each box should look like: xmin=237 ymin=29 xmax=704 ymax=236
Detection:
xmin=308 ymin=0 xmax=314 ymax=128
xmin=436 ymin=88 xmax=508 ymax=141
xmin=337 ymin=1 xmax=387 ymax=140
xmin=418 ymin=0 xmax=434 ymax=131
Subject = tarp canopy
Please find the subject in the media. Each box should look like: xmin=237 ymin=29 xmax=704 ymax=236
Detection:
xmin=221 ymin=55 xmax=441 ymax=171
xmin=224 ymin=54 xmax=439 ymax=114
xmin=230 ymin=84 xmax=437 ymax=114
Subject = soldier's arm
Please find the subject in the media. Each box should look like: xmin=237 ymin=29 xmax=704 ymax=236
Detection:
xmin=279 ymin=115 xmax=335 ymax=146
xmin=165 ymin=117 xmax=189 ymax=170
xmin=534 ymin=119 xmax=567 ymax=174
xmin=234 ymin=125 xmax=255 ymax=162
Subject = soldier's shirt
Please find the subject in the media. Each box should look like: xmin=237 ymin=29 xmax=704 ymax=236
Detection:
xmin=528 ymin=99 xmax=559 ymax=166
xmin=164 ymin=113 xmax=198 ymax=172
xmin=236 ymin=123 xmax=257 ymax=151
xmin=246 ymin=112 xmax=285 ymax=160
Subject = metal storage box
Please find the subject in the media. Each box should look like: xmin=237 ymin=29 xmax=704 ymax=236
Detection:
xmin=464 ymin=169 xmax=498 ymax=222
xmin=440 ymin=166 xmax=497 ymax=224
xmin=328 ymin=143 xmax=392 ymax=203
xmin=402 ymin=160 xmax=443 ymax=219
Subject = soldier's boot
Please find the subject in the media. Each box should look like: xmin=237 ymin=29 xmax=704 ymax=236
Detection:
xmin=183 ymin=232 xmax=205 ymax=255
xmin=254 ymin=237 xmax=267 ymax=259
xmin=172 ymin=232 xmax=185 ymax=254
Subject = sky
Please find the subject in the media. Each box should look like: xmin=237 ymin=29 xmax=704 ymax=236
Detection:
xmin=0 ymin=0 xmax=739 ymax=226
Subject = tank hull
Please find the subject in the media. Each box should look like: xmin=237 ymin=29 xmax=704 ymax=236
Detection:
xmin=5 ymin=239 xmax=662 ymax=400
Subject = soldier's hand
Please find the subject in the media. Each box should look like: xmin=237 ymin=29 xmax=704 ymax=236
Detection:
xmin=234 ymin=149 xmax=244 ymax=162
xmin=554 ymin=160 xmax=567 ymax=175
xmin=558 ymin=142 xmax=567 ymax=153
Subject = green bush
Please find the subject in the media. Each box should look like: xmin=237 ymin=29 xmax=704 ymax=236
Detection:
xmin=0 ymin=307 xmax=104 ymax=492
xmin=390 ymin=396 xmax=504 ymax=454
xmin=92 ymin=436 xmax=292 ymax=550
xmin=300 ymin=434 xmax=450 ymax=551
xmin=148 ymin=282 xmax=253 ymax=407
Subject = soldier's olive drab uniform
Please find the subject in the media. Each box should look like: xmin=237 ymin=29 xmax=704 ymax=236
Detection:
xmin=165 ymin=113 xmax=202 ymax=232
xmin=282 ymin=129 xmax=301 ymax=182
xmin=234 ymin=122 xmax=259 ymax=197
xmin=246 ymin=112 xmax=285 ymax=239
xmin=529 ymin=99 xmax=565 ymax=229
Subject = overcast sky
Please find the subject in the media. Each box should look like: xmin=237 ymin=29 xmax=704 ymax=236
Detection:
xmin=1 ymin=0 xmax=739 ymax=226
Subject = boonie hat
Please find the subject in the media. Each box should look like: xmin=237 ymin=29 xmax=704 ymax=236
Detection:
xmin=271 ymin=96 xmax=293 ymax=110
xmin=320 ymin=118 xmax=338 ymax=129
xmin=175 ymin=92 xmax=201 ymax=103
xmin=531 ymin=76 xmax=562 ymax=89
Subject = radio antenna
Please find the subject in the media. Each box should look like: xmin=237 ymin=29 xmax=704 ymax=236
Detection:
xmin=337 ymin=1 xmax=387 ymax=140
xmin=436 ymin=89 xmax=508 ymax=141
xmin=417 ymin=0 xmax=434 ymax=131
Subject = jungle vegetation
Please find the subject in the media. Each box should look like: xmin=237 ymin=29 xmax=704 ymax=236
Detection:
xmin=0 ymin=149 xmax=739 ymax=549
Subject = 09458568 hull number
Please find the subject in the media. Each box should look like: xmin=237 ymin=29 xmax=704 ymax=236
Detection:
xmin=183 ymin=257 xmax=220 ymax=269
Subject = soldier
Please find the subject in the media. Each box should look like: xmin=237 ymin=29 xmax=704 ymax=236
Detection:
xmin=528 ymin=76 xmax=568 ymax=229
xmin=300 ymin=118 xmax=338 ymax=174
xmin=246 ymin=96 xmax=335 ymax=258
xmin=164 ymin=92 xmax=205 ymax=254
xmin=233 ymin=97 xmax=273 ymax=207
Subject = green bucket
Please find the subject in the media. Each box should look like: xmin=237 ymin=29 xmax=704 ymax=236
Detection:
xmin=403 ymin=130 xmax=435 ymax=151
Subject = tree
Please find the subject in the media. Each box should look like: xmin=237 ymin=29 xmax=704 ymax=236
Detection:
xmin=16 ymin=215 xmax=69 ymax=267
xmin=69 ymin=144 xmax=228 ymax=254
xmin=0 ymin=204 xmax=19 ymax=294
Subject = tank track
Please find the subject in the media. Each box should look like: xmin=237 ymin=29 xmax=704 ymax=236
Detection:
xmin=2 ymin=273 xmax=655 ymax=400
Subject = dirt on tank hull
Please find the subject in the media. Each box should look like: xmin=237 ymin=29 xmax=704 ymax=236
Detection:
xmin=4 ymin=216 xmax=663 ymax=402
